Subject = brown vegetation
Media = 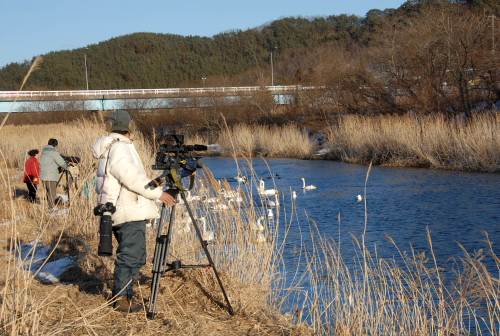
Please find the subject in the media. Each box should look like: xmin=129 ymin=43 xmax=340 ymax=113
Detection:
xmin=2 ymin=120 xmax=500 ymax=335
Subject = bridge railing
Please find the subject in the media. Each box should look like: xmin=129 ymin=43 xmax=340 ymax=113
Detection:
xmin=0 ymin=85 xmax=321 ymax=98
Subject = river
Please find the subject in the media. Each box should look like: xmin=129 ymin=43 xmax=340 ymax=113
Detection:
xmin=201 ymin=156 xmax=500 ymax=266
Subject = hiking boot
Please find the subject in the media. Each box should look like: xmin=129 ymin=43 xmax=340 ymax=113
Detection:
xmin=113 ymin=296 xmax=143 ymax=313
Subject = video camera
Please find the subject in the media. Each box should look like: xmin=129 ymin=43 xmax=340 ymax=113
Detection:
xmin=58 ymin=155 xmax=81 ymax=174
xmin=148 ymin=134 xmax=207 ymax=191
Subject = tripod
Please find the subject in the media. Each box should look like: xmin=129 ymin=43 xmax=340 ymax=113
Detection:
xmin=147 ymin=187 xmax=235 ymax=319
xmin=55 ymin=168 xmax=75 ymax=203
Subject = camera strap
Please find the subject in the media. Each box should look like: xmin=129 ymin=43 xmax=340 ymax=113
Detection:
xmin=97 ymin=139 xmax=121 ymax=206
xmin=170 ymin=169 xmax=195 ymax=191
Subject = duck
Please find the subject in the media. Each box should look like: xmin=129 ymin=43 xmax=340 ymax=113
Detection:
xmin=258 ymin=179 xmax=278 ymax=196
xmin=198 ymin=217 xmax=214 ymax=242
xmin=301 ymin=178 xmax=317 ymax=190
xmin=357 ymin=195 xmax=365 ymax=202
xmin=292 ymin=191 xmax=297 ymax=199
xmin=235 ymin=174 xmax=247 ymax=183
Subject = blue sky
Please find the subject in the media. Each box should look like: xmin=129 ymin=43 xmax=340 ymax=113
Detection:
xmin=0 ymin=0 xmax=406 ymax=69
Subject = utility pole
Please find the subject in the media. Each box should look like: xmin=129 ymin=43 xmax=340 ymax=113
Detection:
xmin=84 ymin=48 xmax=89 ymax=90
xmin=488 ymin=15 xmax=496 ymax=54
xmin=270 ymin=46 xmax=277 ymax=86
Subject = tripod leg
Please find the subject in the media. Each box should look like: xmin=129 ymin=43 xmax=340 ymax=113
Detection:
xmin=66 ymin=170 xmax=71 ymax=203
xmin=147 ymin=201 xmax=176 ymax=319
xmin=180 ymin=191 xmax=235 ymax=316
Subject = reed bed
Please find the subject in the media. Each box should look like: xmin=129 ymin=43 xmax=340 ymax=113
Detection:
xmin=217 ymin=123 xmax=317 ymax=158
xmin=0 ymin=120 xmax=307 ymax=335
xmin=2 ymin=119 xmax=500 ymax=335
xmin=327 ymin=113 xmax=500 ymax=171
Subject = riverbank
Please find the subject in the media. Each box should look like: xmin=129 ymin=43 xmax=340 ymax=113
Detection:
xmin=2 ymin=119 xmax=500 ymax=334
xmin=3 ymin=111 xmax=500 ymax=173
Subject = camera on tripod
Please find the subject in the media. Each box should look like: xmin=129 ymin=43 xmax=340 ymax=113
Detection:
xmin=94 ymin=202 xmax=116 ymax=256
xmin=148 ymin=134 xmax=207 ymax=191
xmin=145 ymin=134 xmax=234 ymax=319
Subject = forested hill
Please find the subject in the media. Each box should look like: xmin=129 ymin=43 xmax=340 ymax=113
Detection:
xmin=0 ymin=0 xmax=498 ymax=91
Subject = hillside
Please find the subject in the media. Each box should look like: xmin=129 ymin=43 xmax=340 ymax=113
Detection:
xmin=1 ymin=0 xmax=499 ymax=117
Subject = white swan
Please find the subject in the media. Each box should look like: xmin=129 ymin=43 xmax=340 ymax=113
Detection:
xmin=211 ymin=202 xmax=231 ymax=211
xmin=256 ymin=232 xmax=266 ymax=244
xmin=176 ymin=212 xmax=192 ymax=234
xmin=301 ymin=178 xmax=317 ymax=190
xmin=199 ymin=217 xmax=214 ymax=242
xmin=250 ymin=216 xmax=265 ymax=232
xmin=258 ymin=179 xmax=277 ymax=196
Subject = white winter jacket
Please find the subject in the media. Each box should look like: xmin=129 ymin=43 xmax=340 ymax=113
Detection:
xmin=92 ymin=133 xmax=162 ymax=225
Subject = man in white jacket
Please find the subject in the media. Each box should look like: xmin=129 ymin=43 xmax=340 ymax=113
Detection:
xmin=92 ymin=110 xmax=176 ymax=313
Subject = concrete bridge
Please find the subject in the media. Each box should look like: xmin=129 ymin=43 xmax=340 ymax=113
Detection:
xmin=0 ymin=85 xmax=320 ymax=113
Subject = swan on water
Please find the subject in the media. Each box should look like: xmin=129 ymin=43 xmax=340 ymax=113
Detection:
xmin=301 ymin=178 xmax=317 ymax=190
xmin=198 ymin=217 xmax=214 ymax=242
xmin=250 ymin=216 xmax=265 ymax=232
xmin=258 ymin=179 xmax=278 ymax=196
xmin=176 ymin=212 xmax=192 ymax=234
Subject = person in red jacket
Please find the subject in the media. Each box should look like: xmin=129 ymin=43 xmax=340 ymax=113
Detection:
xmin=24 ymin=149 xmax=40 ymax=203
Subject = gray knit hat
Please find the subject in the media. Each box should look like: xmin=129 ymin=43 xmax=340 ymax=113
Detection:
xmin=108 ymin=110 xmax=133 ymax=132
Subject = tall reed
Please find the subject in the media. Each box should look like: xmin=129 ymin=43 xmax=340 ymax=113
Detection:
xmin=217 ymin=123 xmax=317 ymax=158
xmin=0 ymin=120 xmax=300 ymax=335
xmin=2 ymin=118 xmax=500 ymax=335
xmin=327 ymin=113 xmax=500 ymax=171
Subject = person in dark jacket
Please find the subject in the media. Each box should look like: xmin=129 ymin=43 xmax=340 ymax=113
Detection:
xmin=23 ymin=149 xmax=40 ymax=203
xmin=40 ymin=139 xmax=72 ymax=209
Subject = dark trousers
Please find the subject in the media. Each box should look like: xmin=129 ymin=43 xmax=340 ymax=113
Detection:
xmin=26 ymin=182 xmax=38 ymax=202
xmin=43 ymin=181 xmax=57 ymax=208
xmin=112 ymin=220 xmax=147 ymax=298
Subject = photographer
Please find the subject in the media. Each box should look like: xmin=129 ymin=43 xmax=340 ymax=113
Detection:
xmin=92 ymin=110 xmax=176 ymax=313
xmin=23 ymin=149 xmax=40 ymax=203
xmin=40 ymin=139 xmax=73 ymax=210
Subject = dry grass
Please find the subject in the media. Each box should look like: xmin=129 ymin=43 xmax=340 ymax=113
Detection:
xmin=217 ymin=123 xmax=317 ymax=158
xmin=326 ymin=113 xmax=500 ymax=171
xmin=0 ymin=119 xmax=311 ymax=335
xmin=2 ymin=117 xmax=500 ymax=335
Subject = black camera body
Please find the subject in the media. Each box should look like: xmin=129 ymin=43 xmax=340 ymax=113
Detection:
xmin=152 ymin=134 xmax=206 ymax=172
xmin=94 ymin=202 xmax=116 ymax=257
xmin=62 ymin=155 xmax=81 ymax=165
xmin=148 ymin=134 xmax=206 ymax=190
xmin=58 ymin=155 xmax=81 ymax=173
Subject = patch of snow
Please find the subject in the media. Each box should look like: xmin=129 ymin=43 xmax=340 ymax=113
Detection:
xmin=0 ymin=215 xmax=24 ymax=226
xmin=35 ymin=257 xmax=77 ymax=284
xmin=14 ymin=240 xmax=76 ymax=284
xmin=50 ymin=208 xmax=69 ymax=218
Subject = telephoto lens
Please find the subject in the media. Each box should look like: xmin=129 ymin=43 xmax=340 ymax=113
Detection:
xmin=98 ymin=213 xmax=114 ymax=256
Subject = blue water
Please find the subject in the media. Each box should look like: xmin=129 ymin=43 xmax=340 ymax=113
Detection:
xmin=201 ymin=157 xmax=500 ymax=267
xmin=199 ymin=156 xmax=500 ymax=333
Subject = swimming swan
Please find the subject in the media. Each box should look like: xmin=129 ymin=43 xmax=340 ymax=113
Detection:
xmin=199 ymin=217 xmax=214 ymax=242
xmin=301 ymin=178 xmax=317 ymax=190
xmin=258 ymin=179 xmax=277 ymax=196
